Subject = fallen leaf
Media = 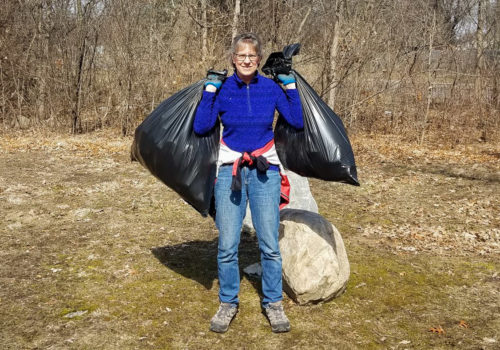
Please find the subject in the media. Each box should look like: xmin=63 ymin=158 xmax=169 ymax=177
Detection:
xmin=458 ymin=320 xmax=469 ymax=328
xmin=428 ymin=325 xmax=445 ymax=334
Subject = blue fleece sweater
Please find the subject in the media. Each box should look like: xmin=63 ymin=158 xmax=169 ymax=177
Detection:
xmin=193 ymin=71 xmax=303 ymax=153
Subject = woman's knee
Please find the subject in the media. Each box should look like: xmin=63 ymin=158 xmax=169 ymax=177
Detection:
xmin=217 ymin=246 xmax=239 ymax=263
xmin=258 ymin=242 xmax=281 ymax=260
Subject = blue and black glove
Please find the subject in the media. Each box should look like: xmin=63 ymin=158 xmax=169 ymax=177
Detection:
xmin=204 ymin=74 xmax=224 ymax=90
xmin=277 ymin=73 xmax=296 ymax=85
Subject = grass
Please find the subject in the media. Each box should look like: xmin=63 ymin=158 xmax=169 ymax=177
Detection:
xmin=0 ymin=132 xmax=498 ymax=349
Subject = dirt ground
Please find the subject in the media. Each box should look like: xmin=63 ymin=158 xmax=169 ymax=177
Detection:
xmin=0 ymin=131 xmax=499 ymax=349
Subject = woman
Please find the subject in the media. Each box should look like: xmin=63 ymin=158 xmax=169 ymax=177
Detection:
xmin=194 ymin=33 xmax=303 ymax=333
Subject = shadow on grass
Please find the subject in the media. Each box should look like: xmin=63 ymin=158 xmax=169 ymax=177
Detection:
xmin=151 ymin=238 xmax=218 ymax=289
xmin=151 ymin=232 xmax=262 ymax=292
xmin=381 ymin=161 xmax=500 ymax=183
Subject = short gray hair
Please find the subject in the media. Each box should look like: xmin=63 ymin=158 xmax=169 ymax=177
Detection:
xmin=231 ymin=32 xmax=262 ymax=57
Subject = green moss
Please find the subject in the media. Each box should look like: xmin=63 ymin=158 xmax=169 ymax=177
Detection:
xmin=51 ymin=184 xmax=65 ymax=192
xmin=3 ymin=140 xmax=499 ymax=349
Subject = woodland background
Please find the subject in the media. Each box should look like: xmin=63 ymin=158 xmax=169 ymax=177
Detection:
xmin=1 ymin=0 xmax=499 ymax=144
xmin=1 ymin=1 xmax=500 ymax=348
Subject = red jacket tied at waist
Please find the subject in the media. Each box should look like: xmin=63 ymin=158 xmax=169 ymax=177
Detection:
xmin=220 ymin=139 xmax=290 ymax=209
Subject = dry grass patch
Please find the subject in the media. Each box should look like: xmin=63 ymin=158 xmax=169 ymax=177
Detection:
xmin=0 ymin=132 xmax=498 ymax=349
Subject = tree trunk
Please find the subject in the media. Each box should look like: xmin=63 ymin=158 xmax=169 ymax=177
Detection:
xmin=420 ymin=5 xmax=437 ymax=145
xmin=296 ymin=7 xmax=311 ymax=41
xmin=231 ymin=0 xmax=241 ymax=41
xmin=496 ymin=0 xmax=500 ymax=46
xmin=72 ymin=36 xmax=86 ymax=134
xmin=328 ymin=15 xmax=341 ymax=110
xmin=349 ymin=68 xmax=360 ymax=127
xmin=35 ymin=7 xmax=49 ymax=126
xmin=271 ymin=0 xmax=280 ymax=45
xmin=201 ymin=0 xmax=207 ymax=62
xmin=494 ymin=0 xmax=500 ymax=110
xmin=0 ymin=60 xmax=5 ymax=129
xmin=72 ymin=0 xmax=85 ymax=134
xmin=475 ymin=0 xmax=484 ymax=100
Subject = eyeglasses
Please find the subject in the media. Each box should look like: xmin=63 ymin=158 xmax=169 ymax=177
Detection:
xmin=233 ymin=53 xmax=259 ymax=62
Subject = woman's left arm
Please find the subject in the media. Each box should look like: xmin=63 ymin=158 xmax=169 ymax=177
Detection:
xmin=275 ymin=84 xmax=304 ymax=129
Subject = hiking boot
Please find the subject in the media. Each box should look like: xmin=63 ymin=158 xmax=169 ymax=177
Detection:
xmin=263 ymin=301 xmax=291 ymax=333
xmin=210 ymin=302 xmax=238 ymax=333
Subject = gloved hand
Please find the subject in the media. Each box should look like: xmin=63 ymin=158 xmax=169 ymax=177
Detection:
xmin=277 ymin=73 xmax=296 ymax=85
xmin=204 ymin=74 xmax=224 ymax=90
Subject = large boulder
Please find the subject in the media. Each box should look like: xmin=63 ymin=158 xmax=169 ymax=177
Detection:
xmin=242 ymin=171 xmax=318 ymax=233
xmin=278 ymin=209 xmax=350 ymax=304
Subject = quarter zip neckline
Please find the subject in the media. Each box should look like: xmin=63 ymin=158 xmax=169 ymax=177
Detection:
xmin=233 ymin=71 xmax=259 ymax=86
xmin=246 ymin=84 xmax=252 ymax=116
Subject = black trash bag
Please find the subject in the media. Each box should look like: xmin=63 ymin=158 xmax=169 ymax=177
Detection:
xmin=131 ymin=69 xmax=227 ymax=217
xmin=262 ymin=44 xmax=359 ymax=186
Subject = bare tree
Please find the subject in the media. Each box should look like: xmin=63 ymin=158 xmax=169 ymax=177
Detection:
xmin=327 ymin=0 xmax=343 ymax=110
xmin=0 ymin=0 xmax=498 ymax=143
xmin=231 ymin=0 xmax=241 ymax=41
xmin=475 ymin=0 xmax=485 ymax=99
xmin=201 ymin=0 xmax=208 ymax=62
xmin=420 ymin=0 xmax=438 ymax=145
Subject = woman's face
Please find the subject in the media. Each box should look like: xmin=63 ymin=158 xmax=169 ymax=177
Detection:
xmin=232 ymin=42 xmax=261 ymax=81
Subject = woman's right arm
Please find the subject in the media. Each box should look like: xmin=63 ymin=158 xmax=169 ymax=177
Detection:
xmin=193 ymin=90 xmax=220 ymax=135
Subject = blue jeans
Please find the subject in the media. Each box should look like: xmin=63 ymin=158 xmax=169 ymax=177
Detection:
xmin=215 ymin=165 xmax=282 ymax=307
